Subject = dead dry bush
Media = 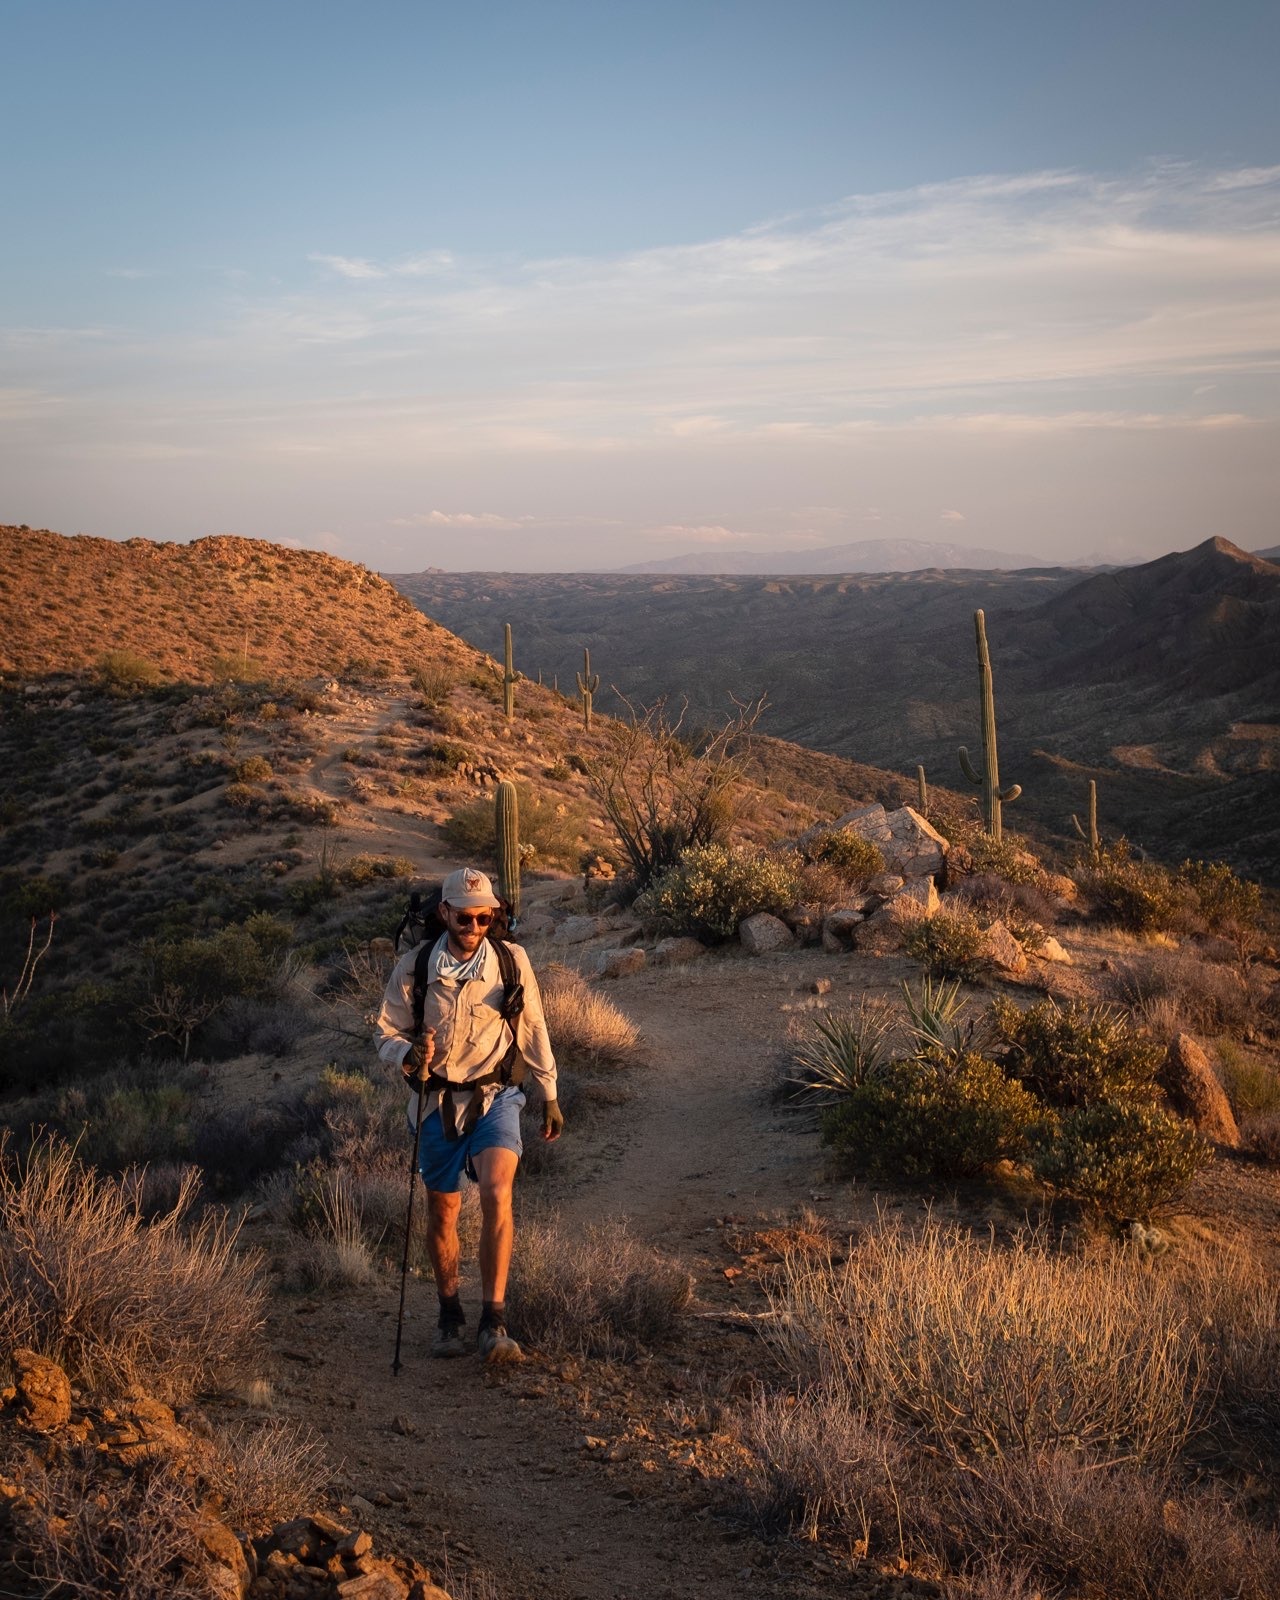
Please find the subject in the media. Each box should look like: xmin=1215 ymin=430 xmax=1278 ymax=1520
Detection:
xmin=740 ymin=1387 xmax=908 ymax=1544
xmin=1110 ymin=947 xmax=1253 ymax=1035
xmin=8 ymin=1446 xmax=211 ymax=1599
xmin=1169 ymin=1236 xmax=1280 ymax=1431
xmin=941 ymin=1450 xmax=1280 ymax=1600
xmin=0 ymin=1132 xmax=263 ymax=1403
xmin=1242 ymin=1109 xmax=1280 ymax=1163
xmin=507 ymin=1213 xmax=692 ymax=1359
xmin=208 ymin=1418 xmax=329 ymax=1535
xmin=537 ymin=962 xmax=639 ymax=1066
xmin=767 ymin=1214 xmax=1207 ymax=1470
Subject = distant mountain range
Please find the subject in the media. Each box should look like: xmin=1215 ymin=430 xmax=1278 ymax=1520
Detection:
xmin=391 ymin=538 xmax=1280 ymax=880
xmin=615 ymin=537 xmax=1057 ymax=575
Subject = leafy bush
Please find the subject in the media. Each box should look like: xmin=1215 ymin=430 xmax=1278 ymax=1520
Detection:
xmin=993 ymin=996 xmax=1164 ymax=1109
xmin=133 ymin=913 xmax=294 ymax=1055
xmin=442 ymin=783 xmax=590 ymax=870
xmin=340 ymin=852 xmax=415 ymax=886
xmin=1031 ymin=1102 xmax=1209 ymax=1223
xmin=223 ymin=780 xmax=258 ymax=810
xmin=638 ymin=843 xmax=802 ymax=941
xmin=1079 ymin=844 xmax=1186 ymax=932
xmin=1216 ymin=1041 xmax=1280 ymax=1117
xmin=902 ymin=907 xmax=983 ymax=979
xmin=823 ymin=1053 xmax=1042 ymax=1180
xmin=1177 ymin=858 xmax=1263 ymax=933
xmin=97 ymin=648 xmax=164 ymax=691
xmin=232 ymin=754 xmax=273 ymax=783
xmin=803 ymin=829 xmax=884 ymax=886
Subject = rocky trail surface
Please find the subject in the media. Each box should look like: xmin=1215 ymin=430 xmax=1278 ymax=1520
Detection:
xmin=254 ymin=948 xmax=930 ymax=1600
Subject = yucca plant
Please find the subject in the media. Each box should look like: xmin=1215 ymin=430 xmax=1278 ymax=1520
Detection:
xmin=788 ymin=999 xmax=896 ymax=1102
xmin=901 ymin=975 xmax=986 ymax=1064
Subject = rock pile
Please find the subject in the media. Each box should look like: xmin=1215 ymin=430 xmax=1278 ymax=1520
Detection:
xmin=0 ymin=1350 xmax=455 ymax=1600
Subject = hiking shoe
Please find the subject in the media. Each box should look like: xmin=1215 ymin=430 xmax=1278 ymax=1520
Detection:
xmin=477 ymin=1320 xmax=524 ymax=1365
xmin=432 ymin=1317 xmax=468 ymax=1359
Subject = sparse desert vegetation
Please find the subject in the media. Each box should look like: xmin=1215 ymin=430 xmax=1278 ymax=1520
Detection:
xmin=2 ymin=526 xmax=1279 ymax=1600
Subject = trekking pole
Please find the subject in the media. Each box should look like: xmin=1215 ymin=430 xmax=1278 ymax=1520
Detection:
xmin=393 ymin=1066 xmax=429 ymax=1376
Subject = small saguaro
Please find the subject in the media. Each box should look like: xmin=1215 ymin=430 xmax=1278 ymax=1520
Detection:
xmin=495 ymin=779 xmax=521 ymax=922
xmin=502 ymin=623 xmax=516 ymax=719
xmin=957 ymin=609 xmax=1021 ymax=842
xmin=576 ymin=647 xmax=601 ymax=731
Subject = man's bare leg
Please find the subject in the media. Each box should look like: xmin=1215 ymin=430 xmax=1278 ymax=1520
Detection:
xmin=425 ymin=1188 xmax=462 ymax=1296
xmin=472 ymin=1146 xmax=519 ymax=1303
xmin=471 ymin=1146 xmax=523 ymax=1362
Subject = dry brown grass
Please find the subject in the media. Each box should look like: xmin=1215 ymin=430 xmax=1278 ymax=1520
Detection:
xmin=208 ymin=1418 xmax=329 ymax=1535
xmin=767 ymin=1213 xmax=1207 ymax=1469
xmin=537 ymin=962 xmax=640 ymax=1065
xmin=8 ymin=1449 xmax=212 ymax=1599
xmin=507 ymin=1212 xmax=692 ymax=1358
xmin=739 ymin=1214 xmax=1280 ymax=1598
xmin=1109 ymin=947 xmax=1254 ymax=1035
xmin=0 ymin=1132 xmax=263 ymax=1403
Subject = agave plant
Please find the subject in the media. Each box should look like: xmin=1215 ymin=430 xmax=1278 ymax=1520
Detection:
xmin=900 ymin=975 xmax=983 ymax=1064
xmin=788 ymin=999 xmax=896 ymax=1102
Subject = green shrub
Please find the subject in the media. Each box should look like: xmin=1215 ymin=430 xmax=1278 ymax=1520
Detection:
xmin=1031 ymin=1102 xmax=1209 ymax=1223
xmin=823 ymin=1053 xmax=1042 ymax=1180
xmin=210 ymin=652 xmax=270 ymax=684
xmin=419 ymin=737 xmax=474 ymax=773
xmin=993 ymin=997 xmax=1164 ymax=1109
xmin=232 ymin=755 xmax=273 ymax=783
xmin=902 ymin=907 xmax=984 ymax=979
xmin=1177 ymin=859 xmax=1262 ymax=933
xmin=340 ymin=853 xmax=415 ymax=886
xmin=1216 ymin=1042 xmax=1280 ymax=1117
xmin=98 ymin=649 xmax=164 ymax=691
xmin=133 ymin=914 xmax=293 ymax=1054
xmin=1080 ymin=844 xmax=1186 ymax=932
xmin=638 ymin=843 xmax=802 ymax=941
xmin=442 ymin=783 xmax=589 ymax=870
xmin=805 ymin=829 xmax=885 ymax=886
xmin=223 ymin=781 xmax=257 ymax=810
xmin=964 ymin=830 xmax=1041 ymax=884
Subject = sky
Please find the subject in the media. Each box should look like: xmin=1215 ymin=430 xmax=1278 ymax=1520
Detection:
xmin=3 ymin=0 xmax=1279 ymax=572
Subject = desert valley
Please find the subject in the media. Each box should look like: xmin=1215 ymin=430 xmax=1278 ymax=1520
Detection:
xmin=1 ymin=524 xmax=1279 ymax=1600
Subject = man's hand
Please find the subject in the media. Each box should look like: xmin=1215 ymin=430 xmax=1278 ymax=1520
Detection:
xmin=402 ymin=1029 xmax=436 ymax=1087
xmin=542 ymin=1098 xmax=564 ymax=1141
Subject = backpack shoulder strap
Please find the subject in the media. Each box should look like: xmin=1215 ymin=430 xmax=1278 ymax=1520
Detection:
xmin=488 ymin=937 xmax=525 ymax=1022
xmin=411 ymin=941 xmax=434 ymax=1036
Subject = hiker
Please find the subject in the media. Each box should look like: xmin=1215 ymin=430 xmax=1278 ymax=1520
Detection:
xmin=375 ymin=866 xmax=562 ymax=1363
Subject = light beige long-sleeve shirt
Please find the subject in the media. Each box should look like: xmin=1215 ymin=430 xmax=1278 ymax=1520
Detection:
xmin=375 ymin=935 xmax=557 ymax=1134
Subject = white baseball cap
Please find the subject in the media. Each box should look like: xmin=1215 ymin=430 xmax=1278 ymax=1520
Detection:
xmin=441 ymin=866 xmax=501 ymax=909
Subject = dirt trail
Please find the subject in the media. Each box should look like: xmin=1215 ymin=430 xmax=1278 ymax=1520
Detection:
xmin=260 ymin=951 xmax=900 ymax=1600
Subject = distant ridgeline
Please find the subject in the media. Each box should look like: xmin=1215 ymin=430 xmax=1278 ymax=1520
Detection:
xmin=392 ymin=540 xmax=1280 ymax=881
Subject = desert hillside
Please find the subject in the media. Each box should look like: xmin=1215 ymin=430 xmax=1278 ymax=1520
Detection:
xmin=0 ymin=525 xmax=463 ymax=685
xmin=3 ymin=525 xmax=1280 ymax=1600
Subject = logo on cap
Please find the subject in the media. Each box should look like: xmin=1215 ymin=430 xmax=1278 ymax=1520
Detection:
xmin=464 ymin=869 xmax=485 ymax=892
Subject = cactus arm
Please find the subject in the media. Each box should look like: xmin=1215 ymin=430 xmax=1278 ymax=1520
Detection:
xmin=1000 ymin=783 xmax=1021 ymax=803
xmin=916 ymin=764 xmax=928 ymax=818
xmin=958 ymin=746 xmax=981 ymax=786
xmin=495 ymin=779 xmax=521 ymax=922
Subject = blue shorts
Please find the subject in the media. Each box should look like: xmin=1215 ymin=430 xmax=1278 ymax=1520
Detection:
xmin=412 ymin=1087 xmax=525 ymax=1194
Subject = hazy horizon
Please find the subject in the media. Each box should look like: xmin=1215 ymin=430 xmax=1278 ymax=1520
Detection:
xmin=4 ymin=2 xmax=1278 ymax=573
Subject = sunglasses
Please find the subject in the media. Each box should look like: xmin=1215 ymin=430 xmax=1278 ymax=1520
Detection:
xmin=451 ymin=910 xmax=494 ymax=928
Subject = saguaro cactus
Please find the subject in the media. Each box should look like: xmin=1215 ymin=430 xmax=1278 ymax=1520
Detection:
xmin=576 ymin=647 xmax=600 ymax=731
xmin=957 ymin=609 xmax=1021 ymax=842
xmin=495 ymin=779 xmax=521 ymax=922
xmin=916 ymin=764 xmax=928 ymax=818
xmin=502 ymin=623 xmax=516 ymax=719
xmin=1072 ymin=779 xmax=1100 ymax=861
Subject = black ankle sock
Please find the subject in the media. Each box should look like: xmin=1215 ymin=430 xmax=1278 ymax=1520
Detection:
xmin=438 ymin=1292 xmax=464 ymax=1323
xmin=479 ymin=1300 xmax=505 ymax=1330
